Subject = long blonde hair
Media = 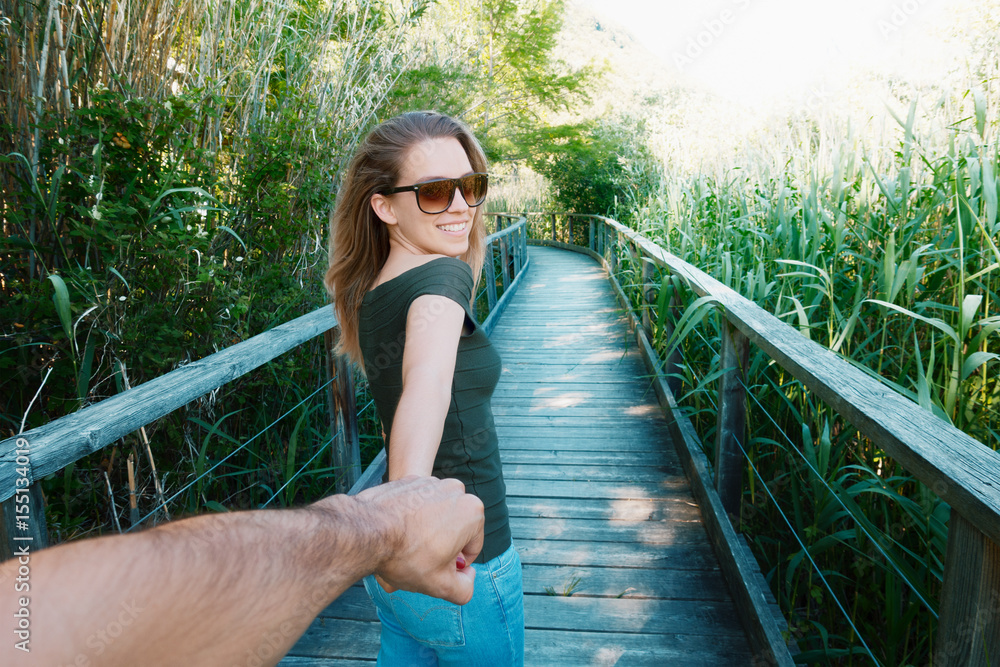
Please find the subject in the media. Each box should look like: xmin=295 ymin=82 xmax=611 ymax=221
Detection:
xmin=325 ymin=111 xmax=488 ymax=365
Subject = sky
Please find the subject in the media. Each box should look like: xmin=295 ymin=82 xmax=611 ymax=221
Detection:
xmin=582 ymin=0 xmax=982 ymax=109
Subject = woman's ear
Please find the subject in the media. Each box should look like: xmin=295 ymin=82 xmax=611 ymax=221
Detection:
xmin=370 ymin=193 xmax=397 ymax=225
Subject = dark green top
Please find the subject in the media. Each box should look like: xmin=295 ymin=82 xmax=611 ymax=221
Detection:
xmin=358 ymin=257 xmax=510 ymax=563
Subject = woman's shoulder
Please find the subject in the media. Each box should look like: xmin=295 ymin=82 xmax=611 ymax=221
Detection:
xmin=369 ymin=255 xmax=471 ymax=295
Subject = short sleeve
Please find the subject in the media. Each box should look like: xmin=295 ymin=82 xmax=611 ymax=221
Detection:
xmin=405 ymin=258 xmax=478 ymax=336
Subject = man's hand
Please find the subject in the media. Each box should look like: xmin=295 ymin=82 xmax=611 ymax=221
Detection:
xmin=351 ymin=476 xmax=484 ymax=604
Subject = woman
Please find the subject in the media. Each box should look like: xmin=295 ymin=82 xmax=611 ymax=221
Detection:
xmin=325 ymin=111 xmax=524 ymax=666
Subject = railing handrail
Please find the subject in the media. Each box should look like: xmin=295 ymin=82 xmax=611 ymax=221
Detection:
xmin=0 ymin=307 xmax=339 ymax=504
xmin=556 ymin=212 xmax=1000 ymax=544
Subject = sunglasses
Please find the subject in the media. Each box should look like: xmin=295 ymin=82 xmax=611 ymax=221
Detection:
xmin=382 ymin=173 xmax=489 ymax=214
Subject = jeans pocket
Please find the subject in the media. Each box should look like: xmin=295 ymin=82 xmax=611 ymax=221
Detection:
xmin=387 ymin=589 xmax=466 ymax=647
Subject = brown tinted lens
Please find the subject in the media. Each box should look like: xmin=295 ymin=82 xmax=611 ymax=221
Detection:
xmin=462 ymin=174 xmax=488 ymax=206
xmin=416 ymin=179 xmax=455 ymax=212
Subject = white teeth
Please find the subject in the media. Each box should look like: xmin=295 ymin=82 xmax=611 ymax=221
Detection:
xmin=438 ymin=222 xmax=466 ymax=232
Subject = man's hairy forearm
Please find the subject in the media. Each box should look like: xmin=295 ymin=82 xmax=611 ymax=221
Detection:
xmin=2 ymin=494 xmax=390 ymax=667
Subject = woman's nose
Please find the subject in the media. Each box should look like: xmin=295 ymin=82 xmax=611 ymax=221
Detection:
xmin=447 ymin=184 xmax=470 ymax=212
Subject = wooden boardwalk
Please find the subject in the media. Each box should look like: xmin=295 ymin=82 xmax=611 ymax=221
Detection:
xmin=282 ymin=245 xmax=752 ymax=665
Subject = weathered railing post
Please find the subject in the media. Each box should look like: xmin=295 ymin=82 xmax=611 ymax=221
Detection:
xmin=609 ymin=228 xmax=619 ymax=276
xmin=550 ymin=213 xmax=557 ymax=242
xmin=499 ymin=234 xmax=511 ymax=292
xmin=714 ymin=320 xmax=749 ymax=518
xmin=521 ymin=218 xmax=528 ymax=266
xmin=641 ymin=256 xmax=657 ymax=338
xmin=935 ymin=512 xmax=1000 ymax=665
xmin=484 ymin=238 xmax=498 ymax=311
xmin=325 ymin=327 xmax=361 ymax=494
xmin=0 ymin=479 xmax=49 ymax=561
xmin=568 ymin=215 xmax=574 ymax=246
xmin=512 ymin=220 xmax=522 ymax=276
xmin=588 ymin=218 xmax=595 ymax=252
xmin=666 ymin=288 xmax=684 ymax=400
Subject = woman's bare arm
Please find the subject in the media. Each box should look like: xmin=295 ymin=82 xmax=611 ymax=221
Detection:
xmin=387 ymin=293 xmax=466 ymax=480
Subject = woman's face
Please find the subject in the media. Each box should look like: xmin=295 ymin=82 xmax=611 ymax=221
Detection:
xmin=371 ymin=136 xmax=476 ymax=257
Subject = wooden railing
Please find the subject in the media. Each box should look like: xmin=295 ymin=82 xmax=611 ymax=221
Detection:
xmin=0 ymin=214 xmax=529 ymax=557
xmin=530 ymin=212 xmax=1000 ymax=667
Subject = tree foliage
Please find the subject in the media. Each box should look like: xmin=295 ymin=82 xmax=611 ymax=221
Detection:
xmin=385 ymin=0 xmax=592 ymax=160
xmin=526 ymin=115 xmax=661 ymax=220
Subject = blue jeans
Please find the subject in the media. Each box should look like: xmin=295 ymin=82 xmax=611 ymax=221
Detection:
xmin=362 ymin=542 xmax=524 ymax=666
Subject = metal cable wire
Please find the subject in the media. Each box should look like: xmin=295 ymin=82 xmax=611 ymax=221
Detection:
xmin=735 ymin=429 xmax=883 ymax=665
xmin=229 ymin=396 xmax=378 ymax=509
xmin=260 ymin=427 xmax=341 ymax=508
xmin=687 ymin=315 xmax=937 ymax=616
xmin=671 ymin=313 xmax=934 ymax=662
xmin=126 ymin=376 xmax=336 ymax=531
xmin=738 ymin=370 xmax=939 ymax=619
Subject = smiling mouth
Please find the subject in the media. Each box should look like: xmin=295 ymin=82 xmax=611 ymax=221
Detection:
xmin=438 ymin=222 xmax=467 ymax=233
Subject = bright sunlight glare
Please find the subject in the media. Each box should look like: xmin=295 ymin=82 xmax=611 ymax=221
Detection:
xmin=583 ymin=0 xmax=981 ymax=110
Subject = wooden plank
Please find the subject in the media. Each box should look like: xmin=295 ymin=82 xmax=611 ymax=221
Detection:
xmin=496 ymin=426 xmax=669 ymax=440
xmin=497 ymin=438 xmax=667 ymax=453
xmin=495 ymin=403 xmax=663 ymax=414
xmin=317 ymin=585 xmax=377 ymax=621
xmin=516 ymin=539 xmax=719 ymax=570
xmin=525 ymin=593 xmax=744 ymax=636
xmin=505 ymin=495 xmax=701 ymax=522
xmin=521 ymin=563 xmax=730 ymax=600
xmin=510 ymin=516 xmax=709 ymax=545
xmin=494 ymin=350 xmax=640 ymax=361
xmin=280 ymin=617 xmax=379 ymax=661
xmin=493 ymin=415 xmax=668 ymax=428
xmin=492 ymin=405 xmax=665 ymax=418
xmin=493 ymin=382 xmax=650 ymax=392
xmin=499 ymin=448 xmax=670 ymax=467
xmin=502 ymin=463 xmax=677 ymax=483
xmin=492 ymin=382 xmax=654 ymax=395
xmin=492 ymin=339 xmax=633 ymax=349
xmin=280 ymin=660 xmax=372 ymax=667
xmin=0 ymin=306 xmax=339 ymax=502
xmin=496 ymin=321 xmax=624 ymax=327
xmin=505 ymin=478 xmax=690 ymax=500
